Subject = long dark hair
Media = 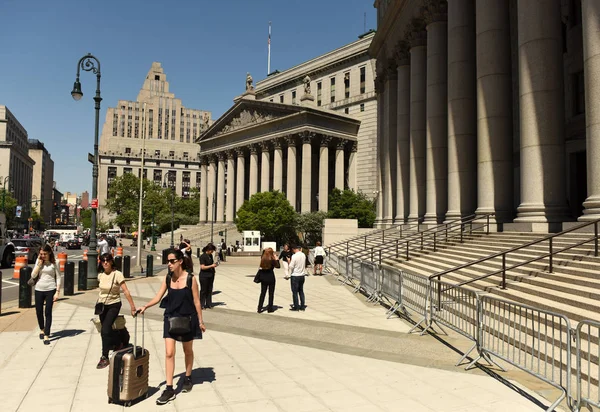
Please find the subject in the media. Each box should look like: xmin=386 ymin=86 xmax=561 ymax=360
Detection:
xmin=97 ymin=252 xmax=114 ymax=273
xmin=202 ymin=243 xmax=216 ymax=253
xmin=41 ymin=244 xmax=56 ymax=264
xmin=167 ymin=248 xmax=188 ymax=271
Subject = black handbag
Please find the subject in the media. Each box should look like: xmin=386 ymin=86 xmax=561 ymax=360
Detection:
xmin=95 ymin=273 xmax=116 ymax=315
xmin=169 ymin=316 xmax=192 ymax=335
xmin=253 ymin=270 xmax=261 ymax=283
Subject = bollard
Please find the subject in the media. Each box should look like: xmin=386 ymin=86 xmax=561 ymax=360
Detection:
xmin=197 ymin=247 xmax=201 ymax=258
xmin=64 ymin=262 xmax=75 ymax=296
xmin=19 ymin=266 xmax=33 ymax=308
xmin=123 ymin=255 xmax=131 ymax=278
xmin=146 ymin=254 xmax=154 ymax=277
xmin=78 ymin=260 xmax=87 ymax=291
xmin=162 ymin=249 xmax=169 ymax=265
xmin=114 ymin=255 xmax=123 ymax=271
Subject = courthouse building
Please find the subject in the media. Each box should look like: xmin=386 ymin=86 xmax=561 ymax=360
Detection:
xmin=197 ymin=32 xmax=377 ymax=223
xmin=370 ymin=0 xmax=599 ymax=231
xmin=97 ymin=62 xmax=212 ymax=221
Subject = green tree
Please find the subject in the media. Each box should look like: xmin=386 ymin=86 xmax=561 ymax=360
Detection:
xmin=0 ymin=189 xmax=18 ymax=229
xmin=295 ymin=211 xmax=327 ymax=245
xmin=235 ymin=191 xmax=296 ymax=245
xmin=327 ymin=188 xmax=376 ymax=228
xmin=80 ymin=208 xmax=92 ymax=229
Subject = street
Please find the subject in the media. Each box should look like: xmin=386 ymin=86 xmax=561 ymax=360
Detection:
xmin=0 ymin=244 xmax=166 ymax=307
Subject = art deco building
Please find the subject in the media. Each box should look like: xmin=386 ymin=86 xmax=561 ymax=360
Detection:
xmin=28 ymin=139 xmax=54 ymax=225
xmin=370 ymin=0 xmax=599 ymax=231
xmin=197 ymin=32 xmax=377 ymax=222
xmin=97 ymin=62 xmax=212 ymax=221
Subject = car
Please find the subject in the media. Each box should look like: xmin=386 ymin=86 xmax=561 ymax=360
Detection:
xmin=66 ymin=238 xmax=81 ymax=250
xmin=12 ymin=238 xmax=43 ymax=264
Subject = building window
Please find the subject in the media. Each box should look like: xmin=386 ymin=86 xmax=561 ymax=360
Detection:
xmin=344 ymin=72 xmax=350 ymax=99
xmin=330 ymin=77 xmax=336 ymax=103
xmin=169 ymin=150 xmax=175 ymax=158
xmin=124 ymin=167 xmax=132 ymax=174
xmin=360 ymin=103 xmax=365 ymax=112
xmin=138 ymin=168 xmax=148 ymax=179
xmin=279 ymin=95 xmax=284 ymax=103
xmin=360 ymin=66 xmax=366 ymax=94
xmin=269 ymin=98 xmax=273 ymax=102
xmin=126 ymin=159 xmax=130 ymax=165
xmin=317 ymin=82 xmax=322 ymax=106
xmin=183 ymin=152 xmax=189 ymax=159
xmin=292 ymin=90 xmax=296 ymax=105
xmin=155 ymin=75 xmax=160 ymax=80
xmin=573 ymin=70 xmax=585 ymax=115
xmin=171 ymin=162 xmax=175 ymax=167
xmin=156 ymin=160 xmax=161 ymax=166
xmin=110 ymin=158 xmax=115 ymax=164
xmin=107 ymin=167 xmax=117 ymax=195
xmin=112 ymin=113 xmax=118 ymax=136
xmin=153 ymin=170 xmax=162 ymax=185
xmin=155 ymin=150 xmax=160 ymax=157
xmin=344 ymin=108 xmax=349 ymax=114
xmin=196 ymin=172 xmax=201 ymax=189
xmin=125 ymin=147 xmax=131 ymax=154
xmin=148 ymin=109 xmax=154 ymax=137
xmin=182 ymin=172 xmax=191 ymax=198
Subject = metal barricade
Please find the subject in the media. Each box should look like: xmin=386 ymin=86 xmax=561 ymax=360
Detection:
xmin=576 ymin=320 xmax=600 ymax=412
xmin=359 ymin=260 xmax=380 ymax=303
xmin=473 ymin=295 xmax=573 ymax=412
xmin=379 ymin=264 xmax=403 ymax=319
xmin=399 ymin=270 xmax=430 ymax=333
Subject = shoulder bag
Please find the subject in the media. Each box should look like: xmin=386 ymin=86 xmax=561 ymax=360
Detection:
xmin=94 ymin=273 xmax=116 ymax=315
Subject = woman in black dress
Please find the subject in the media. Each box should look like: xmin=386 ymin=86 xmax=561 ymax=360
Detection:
xmin=257 ymin=247 xmax=280 ymax=313
xmin=139 ymin=248 xmax=205 ymax=405
xmin=199 ymin=243 xmax=217 ymax=309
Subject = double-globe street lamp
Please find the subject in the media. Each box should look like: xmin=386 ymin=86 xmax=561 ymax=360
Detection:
xmin=162 ymin=171 xmax=175 ymax=249
xmin=71 ymin=53 xmax=101 ymax=288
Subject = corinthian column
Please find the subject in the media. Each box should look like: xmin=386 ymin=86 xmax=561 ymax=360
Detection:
xmin=235 ymin=149 xmax=245 ymax=213
xmin=348 ymin=141 xmax=357 ymax=190
xmin=273 ymin=139 xmax=283 ymax=192
xmin=375 ymin=77 xmax=385 ymax=226
xmin=216 ymin=152 xmax=225 ymax=222
xmin=285 ymin=136 xmax=297 ymax=210
xmin=319 ymin=136 xmax=331 ymax=211
xmin=335 ymin=140 xmax=345 ymax=190
xmin=395 ymin=42 xmax=411 ymax=223
xmin=301 ymin=132 xmax=313 ymax=213
xmin=383 ymin=60 xmax=398 ymax=225
xmin=580 ymin=0 xmax=600 ymax=220
xmin=260 ymin=141 xmax=270 ymax=192
xmin=226 ymin=151 xmax=235 ymax=223
xmin=207 ymin=155 xmax=216 ymax=222
xmin=515 ymin=0 xmax=569 ymax=224
xmin=249 ymin=145 xmax=259 ymax=197
xmin=199 ymin=157 xmax=208 ymax=222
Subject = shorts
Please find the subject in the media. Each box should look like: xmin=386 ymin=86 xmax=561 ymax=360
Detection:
xmin=314 ymin=255 xmax=324 ymax=265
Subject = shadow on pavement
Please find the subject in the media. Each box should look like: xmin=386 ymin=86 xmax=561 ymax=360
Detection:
xmin=50 ymin=328 xmax=86 ymax=341
xmin=0 ymin=311 xmax=19 ymax=317
xmin=157 ymin=367 xmax=216 ymax=390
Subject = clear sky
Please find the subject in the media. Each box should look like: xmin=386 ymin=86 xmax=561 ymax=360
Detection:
xmin=0 ymin=0 xmax=376 ymax=196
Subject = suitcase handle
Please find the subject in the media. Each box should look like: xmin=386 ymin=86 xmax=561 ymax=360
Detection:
xmin=133 ymin=310 xmax=144 ymax=359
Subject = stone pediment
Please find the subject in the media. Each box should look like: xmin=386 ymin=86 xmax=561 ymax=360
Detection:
xmin=214 ymin=108 xmax=278 ymax=137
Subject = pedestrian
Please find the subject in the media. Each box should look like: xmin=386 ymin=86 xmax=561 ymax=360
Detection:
xmin=256 ymin=247 xmax=280 ymax=313
xmin=221 ymin=239 xmax=227 ymax=262
xmin=97 ymin=234 xmax=110 ymax=255
xmin=287 ymin=244 xmax=307 ymax=311
xmin=30 ymin=245 xmax=61 ymax=345
xmin=278 ymin=243 xmax=292 ymax=278
xmin=199 ymin=243 xmax=217 ymax=309
xmin=95 ymin=253 xmax=137 ymax=369
xmin=139 ymin=248 xmax=205 ymax=405
xmin=179 ymin=239 xmax=194 ymax=274
xmin=312 ymin=241 xmax=327 ymax=275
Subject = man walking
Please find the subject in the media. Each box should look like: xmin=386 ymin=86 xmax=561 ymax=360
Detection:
xmin=97 ymin=234 xmax=110 ymax=255
xmin=287 ymin=244 xmax=307 ymax=311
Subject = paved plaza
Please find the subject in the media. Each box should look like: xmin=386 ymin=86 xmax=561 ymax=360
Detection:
xmin=0 ymin=256 xmax=559 ymax=411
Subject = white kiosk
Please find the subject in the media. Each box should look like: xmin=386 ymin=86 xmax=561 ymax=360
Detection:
xmin=243 ymin=231 xmax=261 ymax=252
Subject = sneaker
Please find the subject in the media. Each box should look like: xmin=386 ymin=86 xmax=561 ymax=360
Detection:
xmin=43 ymin=337 xmax=50 ymax=345
xmin=96 ymin=356 xmax=109 ymax=369
xmin=182 ymin=377 xmax=193 ymax=393
xmin=156 ymin=388 xmax=176 ymax=405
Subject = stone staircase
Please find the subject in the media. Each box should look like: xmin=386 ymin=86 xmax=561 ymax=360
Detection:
xmin=154 ymin=223 xmax=240 ymax=249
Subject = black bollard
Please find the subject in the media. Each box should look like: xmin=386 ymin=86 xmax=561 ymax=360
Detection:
xmin=64 ymin=261 xmax=75 ymax=296
xmin=78 ymin=260 xmax=87 ymax=291
xmin=123 ymin=255 xmax=131 ymax=278
xmin=146 ymin=254 xmax=154 ymax=277
xmin=19 ymin=266 xmax=33 ymax=308
xmin=114 ymin=255 xmax=123 ymax=271
xmin=162 ymin=249 xmax=169 ymax=265
xmin=197 ymin=247 xmax=201 ymax=258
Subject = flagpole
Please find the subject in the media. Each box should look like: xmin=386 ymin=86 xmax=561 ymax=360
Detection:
xmin=267 ymin=21 xmax=271 ymax=75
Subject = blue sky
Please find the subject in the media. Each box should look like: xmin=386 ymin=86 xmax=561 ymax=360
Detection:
xmin=0 ymin=0 xmax=376 ymax=196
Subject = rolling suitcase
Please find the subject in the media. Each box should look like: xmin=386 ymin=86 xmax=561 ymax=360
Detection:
xmin=107 ymin=312 xmax=150 ymax=406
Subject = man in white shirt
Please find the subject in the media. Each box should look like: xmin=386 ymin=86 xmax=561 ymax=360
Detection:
xmin=97 ymin=235 xmax=110 ymax=255
xmin=287 ymin=245 xmax=307 ymax=311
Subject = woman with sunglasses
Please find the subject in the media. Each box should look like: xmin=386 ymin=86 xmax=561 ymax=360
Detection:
xmin=30 ymin=245 xmax=61 ymax=345
xmin=139 ymin=249 xmax=205 ymax=405
xmin=95 ymin=252 xmax=137 ymax=369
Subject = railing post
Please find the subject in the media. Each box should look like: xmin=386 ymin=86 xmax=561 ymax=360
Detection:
xmin=382 ymin=230 xmax=385 ymax=242
xmin=595 ymin=222 xmax=599 ymax=257
xmin=469 ymin=221 xmax=473 ymax=234
xmin=460 ymin=223 xmax=464 ymax=243
xmin=437 ymin=276 xmax=441 ymax=310
xmin=346 ymin=242 xmax=349 ymax=257
xmin=445 ymin=224 xmax=448 ymax=242
xmin=379 ymin=250 xmax=382 ymax=265
xmin=549 ymin=237 xmax=553 ymax=273
xmin=433 ymin=233 xmax=437 ymax=252
xmin=371 ymin=247 xmax=374 ymax=262
xmin=486 ymin=214 xmax=490 ymax=235
xmin=400 ymin=226 xmax=402 ymax=238
xmin=420 ymin=232 xmax=424 ymax=251
xmin=501 ymin=253 xmax=506 ymax=289
xmin=364 ymin=236 xmax=367 ymax=249
xmin=406 ymin=241 xmax=409 ymax=261
xmin=396 ymin=239 xmax=399 ymax=258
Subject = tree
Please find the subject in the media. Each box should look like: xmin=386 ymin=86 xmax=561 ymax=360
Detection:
xmin=80 ymin=209 xmax=92 ymax=229
xmin=295 ymin=211 xmax=327 ymax=245
xmin=327 ymin=188 xmax=376 ymax=228
xmin=235 ymin=191 xmax=296 ymax=245
xmin=0 ymin=189 xmax=18 ymax=229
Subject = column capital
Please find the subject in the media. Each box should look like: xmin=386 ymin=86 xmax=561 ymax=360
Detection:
xmin=200 ymin=156 xmax=209 ymax=166
xmin=217 ymin=152 xmax=227 ymax=161
xmin=208 ymin=154 xmax=217 ymax=164
xmin=394 ymin=40 xmax=411 ymax=66
xmin=299 ymin=131 xmax=315 ymax=144
xmin=349 ymin=141 xmax=358 ymax=153
xmin=226 ymin=149 xmax=236 ymax=159
xmin=259 ymin=141 xmax=271 ymax=152
xmin=405 ymin=18 xmax=428 ymax=48
xmin=320 ymin=135 xmax=333 ymax=147
xmin=284 ymin=135 xmax=297 ymax=146
xmin=375 ymin=76 xmax=385 ymax=94
xmin=336 ymin=139 xmax=346 ymax=150
xmin=272 ymin=138 xmax=284 ymax=149
xmin=235 ymin=147 xmax=246 ymax=158
xmin=249 ymin=144 xmax=259 ymax=155
xmin=422 ymin=0 xmax=448 ymax=26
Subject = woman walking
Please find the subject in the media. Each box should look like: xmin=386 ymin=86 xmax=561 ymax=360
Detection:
xmin=313 ymin=241 xmax=326 ymax=275
xmin=30 ymin=245 xmax=61 ymax=345
xmin=96 ymin=253 xmax=137 ymax=369
xmin=198 ymin=243 xmax=217 ymax=309
xmin=139 ymin=248 xmax=205 ymax=405
xmin=257 ymin=247 xmax=280 ymax=313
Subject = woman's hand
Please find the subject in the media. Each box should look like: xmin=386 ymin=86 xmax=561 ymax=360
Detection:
xmin=138 ymin=306 xmax=146 ymax=314
xmin=130 ymin=307 xmax=137 ymax=317
xmin=53 ymin=292 xmax=59 ymax=302
xmin=199 ymin=321 xmax=206 ymax=332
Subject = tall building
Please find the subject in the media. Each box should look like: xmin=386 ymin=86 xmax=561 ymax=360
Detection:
xmin=28 ymin=139 xmax=54 ymax=225
xmin=80 ymin=191 xmax=89 ymax=209
xmin=370 ymin=0 xmax=599 ymax=231
xmin=97 ymin=62 xmax=213 ymax=222
xmin=197 ymin=32 xmax=377 ymax=222
xmin=0 ymin=105 xmax=34 ymax=209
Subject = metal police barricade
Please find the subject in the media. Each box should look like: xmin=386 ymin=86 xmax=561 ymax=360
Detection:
xmin=78 ymin=260 xmax=87 ymax=291
xmin=349 ymin=257 xmax=362 ymax=292
xmin=359 ymin=260 xmax=380 ymax=303
xmin=19 ymin=266 xmax=33 ymax=308
xmin=575 ymin=320 xmax=600 ymax=412
xmin=470 ymin=295 xmax=573 ymax=412
xmin=398 ymin=270 xmax=430 ymax=334
xmin=379 ymin=264 xmax=403 ymax=319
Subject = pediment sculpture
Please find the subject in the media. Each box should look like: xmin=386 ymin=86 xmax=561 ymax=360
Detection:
xmin=214 ymin=109 xmax=277 ymax=136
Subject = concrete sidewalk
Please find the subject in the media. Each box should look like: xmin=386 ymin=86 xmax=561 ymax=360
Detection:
xmin=0 ymin=256 xmax=559 ymax=411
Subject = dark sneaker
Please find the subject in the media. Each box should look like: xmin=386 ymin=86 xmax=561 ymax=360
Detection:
xmin=96 ymin=356 xmax=109 ymax=369
xmin=182 ymin=377 xmax=193 ymax=393
xmin=156 ymin=388 xmax=176 ymax=405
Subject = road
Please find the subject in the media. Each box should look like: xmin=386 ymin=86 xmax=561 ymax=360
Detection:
xmin=0 ymin=244 xmax=166 ymax=307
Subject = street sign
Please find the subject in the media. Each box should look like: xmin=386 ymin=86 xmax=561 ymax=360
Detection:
xmin=16 ymin=205 xmax=22 ymax=218
xmin=91 ymin=199 xmax=98 ymax=209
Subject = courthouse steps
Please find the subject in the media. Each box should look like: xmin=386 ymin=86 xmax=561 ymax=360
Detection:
xmin=154 ymin=223 xmax=239 ymax=249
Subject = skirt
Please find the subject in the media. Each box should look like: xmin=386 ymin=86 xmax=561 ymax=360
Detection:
xmin=314 ymin=255 xmax=324 ymax=264
xmin=163 ymin=313 xmax=203 ymax=342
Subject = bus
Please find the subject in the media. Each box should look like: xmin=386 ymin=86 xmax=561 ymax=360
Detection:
xmin=44 ymin=225 xmax=82 ymax=245
xmin=107 ymin=228 xmax=122 ymax=238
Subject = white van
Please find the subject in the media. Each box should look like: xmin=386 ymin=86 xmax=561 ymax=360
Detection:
xmin=107 ymin=228 xmax=122 ymax=238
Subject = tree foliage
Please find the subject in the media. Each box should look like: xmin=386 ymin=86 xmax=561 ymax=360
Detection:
xmin=327 ymin=188 xmax=376 ymax=228
xmin=296 ymin=211 xmax=327 ymax=245
xmin=0 ymin=189 xmax=19 ymax=229
xmin=235 ymin=191 xmax=296 ymax=245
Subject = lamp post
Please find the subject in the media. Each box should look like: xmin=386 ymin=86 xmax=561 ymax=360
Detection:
xmin=71 ymin=53 xmax=102 ymax=288
xmin=162 ymin=172 xmax=175 ymax=249
xmin=150 ymin=205 xmax=156 ymax=251
xmin=2 ymin=176 xmax=10 ymax=212
xmin=210 ymin=192 xmax=216 ymax=244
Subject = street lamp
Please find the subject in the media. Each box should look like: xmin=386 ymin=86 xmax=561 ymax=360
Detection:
xmin=210 ymin=192 xmax=216 ymax=244
xmin=150 ymin=205 xmax=156 ymax=251
xmin=162 ymin=171 xmax=175 ymax=249
xmin=1 ymin=176 xmax=11 ymax=212
xmin=71 ymin=53 xmax=102 ymax=288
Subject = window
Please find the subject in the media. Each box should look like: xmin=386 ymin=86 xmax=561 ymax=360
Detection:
xmin=125 ymin=159 xmax=130 ymax=165
xmin=171 ymin=162 xmax=175 ymax=167
xmin=317 ymin=82 xmax=322 ymax=106
xmin=107 ymin=167 xmax=117 ymax=194
xmin=155 ymin=150 xmax=161 ymax=157
xmin=124 ymin=167 xmax=132 ymax=174
xmin=270 ymin=98 xmax=273 ymax=102
xmin=183 ymin=152 xmax=189 ymax=159
xmin=360 ymin=103 xmax=365 ymax=112
xmin=279 ymin=95 xmax=284 ymax=103
xmin=156 ymin=160 xmax=161 ymax=166
xmin=292 ymin=90 xmax=296 ymax=105
xmin=148 ymin=109 xmax=154 ymax=137
xmin=169 ymin=150 xmax=175 ymax=158
xmin=182 ymin=172 xmax=191 ymax=198
xmin=153 ymin=170 xmax=162 ymax=185
xmin=573 ymin=71 xmax=585 ymax=115
xmin=110 ymin=158 xmax=115 ymax=164
xmin=330 ymin=77 xmax=336 ymax=103
xmin=344 ymin=72 xmax=350 ymax=98
xmin=196 ymin=172 xmax=201 ymax=189
xmin=360 ymin=67 xmax=366 ymax=94
xmin=344 ymin=108 xmax=349 ymax=114
xmin=125 ymin=147 xmax=131 ymax=154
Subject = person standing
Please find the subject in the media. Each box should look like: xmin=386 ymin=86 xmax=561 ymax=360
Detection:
xmin=256 ymin=248 xmax=280 ymax=313
xmin=139 ymin=248 xmax=205 ymax=405
xmin=179 ymin=239 xmax=194 ymax=274
xmin=30 ymin=245 xmax=61 ymax=345
xmin=221 ymin=239 xmax=227 ymax=262
xmin=95 ymin=253 xmax=137 ymax=369
xmin=198 ymin=243 xmax=217 ymax=309
xmin=278 ymin=244 xmax=292 ymax=278
xmin=97 ymin=234 xmax=110 ymax=255
xmin=312 ymin=241 xmax=326 ymax=275
xmin=287 ymin=245 xmax=307 ymax=311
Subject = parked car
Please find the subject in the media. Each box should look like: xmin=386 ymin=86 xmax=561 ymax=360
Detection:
xmin=12 ymin=238 xmax=43 ymax=264
xmin=66 ymin=238 xmax=81 ymax=250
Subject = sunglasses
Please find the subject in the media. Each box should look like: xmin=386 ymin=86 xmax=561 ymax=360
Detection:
xmin=167 ymin=259 xmax=180 ymax=264
xmin=101 ymin=259 xmax=113 ymax=263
